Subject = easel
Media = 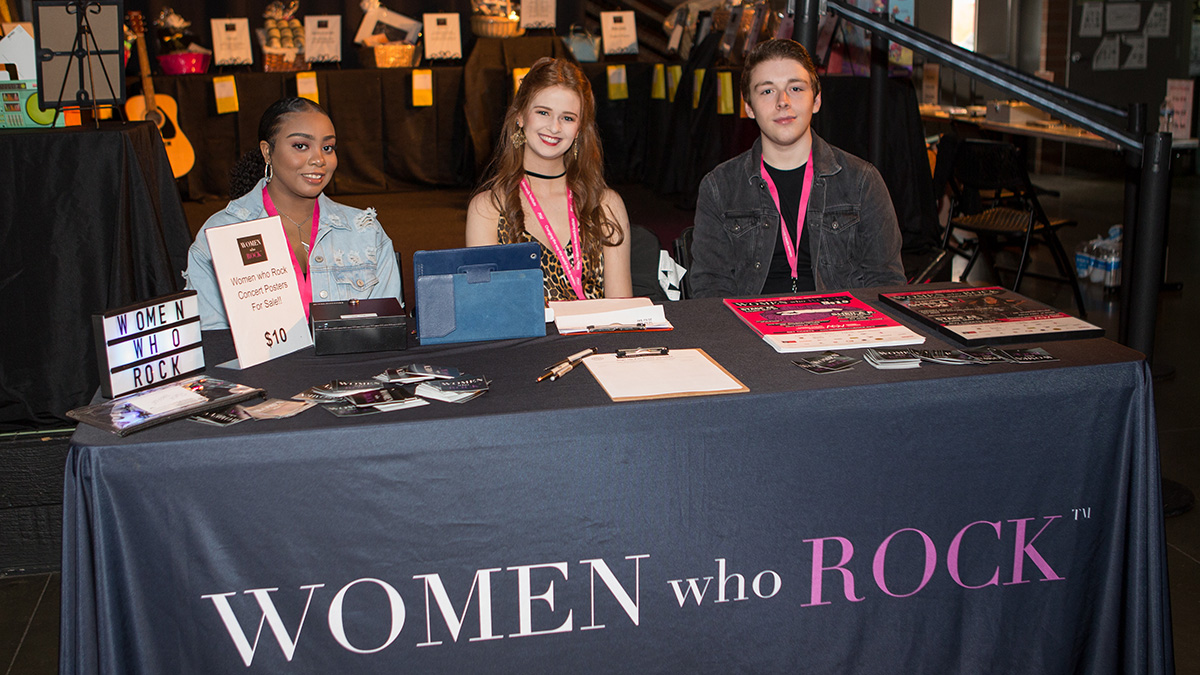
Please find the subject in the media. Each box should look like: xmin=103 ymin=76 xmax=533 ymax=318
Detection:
xmin=33 ymin=0 xmax=124 ymax=128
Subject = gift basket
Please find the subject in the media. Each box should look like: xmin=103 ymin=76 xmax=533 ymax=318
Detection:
xmin=259 ymin=1 xmax=311 ymax=72
xmin=355 ymin=0 xmax=422 ymax=68
xmin=471 ymin=0 xmax=523 ymax=38
xmin=154 ymin=8 xmax=211 ymax=74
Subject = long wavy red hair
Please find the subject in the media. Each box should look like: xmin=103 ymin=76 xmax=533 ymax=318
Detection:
xmin=474 ymin=57 xmax=624 ymax=254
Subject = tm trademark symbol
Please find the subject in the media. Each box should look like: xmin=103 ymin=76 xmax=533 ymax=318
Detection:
xmin=1071 ymin=507 xmax=1092 ymax=520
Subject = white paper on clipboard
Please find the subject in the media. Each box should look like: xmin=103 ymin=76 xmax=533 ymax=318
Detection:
xmin=582 ymin=348 xmax=747 ymax=402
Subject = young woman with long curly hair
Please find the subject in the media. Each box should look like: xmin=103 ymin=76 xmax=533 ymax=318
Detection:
xmin=466 ymin=57 xmax=631 ymax=300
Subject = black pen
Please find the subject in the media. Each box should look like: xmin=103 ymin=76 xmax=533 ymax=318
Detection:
xmin=537 ymin=347 xmax=598 ymax=382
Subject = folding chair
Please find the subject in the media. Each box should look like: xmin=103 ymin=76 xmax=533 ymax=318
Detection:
xmin=940 ymin=139 xmax=1087 ymax=317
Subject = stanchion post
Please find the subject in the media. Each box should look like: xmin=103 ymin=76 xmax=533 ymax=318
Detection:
xmin=1119 ymin=103 xmax=1145 ymax=344
xmin=869 ymin=12 xmax=888 ymax=167
xmin=797 ymin=0 xmax=821 ymax=54
xmin=1126 ymin=132 xmax=1172 ymax=362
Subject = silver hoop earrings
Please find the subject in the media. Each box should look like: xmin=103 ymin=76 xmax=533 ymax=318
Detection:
xmin=264 ymin=162 xmax=274 ymax=183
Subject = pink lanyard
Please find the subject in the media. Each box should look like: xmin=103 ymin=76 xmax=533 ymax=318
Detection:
xmin=261 ymin=186 xmax=319 ymax=316
xmin=520 ymin=176 xmax=586 ymax=300
xmin=760 ymin=150 xmax=815 ymax=290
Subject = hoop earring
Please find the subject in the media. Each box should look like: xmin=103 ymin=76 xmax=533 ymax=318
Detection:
xmin=512 ymin=127 xmax=526 ymax=147
xmin=264 ymin=162 xmax=273 ymax=183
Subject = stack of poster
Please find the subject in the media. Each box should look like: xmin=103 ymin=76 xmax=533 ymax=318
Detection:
xmin=68 ymin=376 xmax=265 ymax=436
xmin=723 ymin=293 xmax=925 ymax=353
xmin=878 ymin=286 xmax=1102 ymax=345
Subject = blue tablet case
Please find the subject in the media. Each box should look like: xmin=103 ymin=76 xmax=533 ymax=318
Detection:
xmin=413 ymin=243 xmax=546 ymax=345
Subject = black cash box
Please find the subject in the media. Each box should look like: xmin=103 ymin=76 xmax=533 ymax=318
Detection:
xmin=310 ymin=298 xmax=408 ymax=355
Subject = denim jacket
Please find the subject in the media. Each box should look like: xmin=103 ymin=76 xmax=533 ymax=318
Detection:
xmin=690 ymin=133 xmax=905 ymax=298
xmin=183 ymin=178 xmax=402 ymax=329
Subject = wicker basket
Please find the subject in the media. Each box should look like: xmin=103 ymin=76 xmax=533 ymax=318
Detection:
xmin=471 ymin=15 xmax=524 ymax=38
xmin=263 ymin=49 xmax=311 ymax=72
xmin=361 ymin=43 xmax=421 ymax=68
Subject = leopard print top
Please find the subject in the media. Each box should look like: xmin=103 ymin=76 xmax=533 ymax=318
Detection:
xmin=497 ymin=216 xmax=605 ymax=301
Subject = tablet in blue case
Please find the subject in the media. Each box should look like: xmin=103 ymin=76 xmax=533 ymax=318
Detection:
xmin=413 ymin=243 xmax=546 ymax=345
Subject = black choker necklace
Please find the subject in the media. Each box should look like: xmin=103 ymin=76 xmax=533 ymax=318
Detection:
xmin=525 ymin=169 xmax=566 ymax=180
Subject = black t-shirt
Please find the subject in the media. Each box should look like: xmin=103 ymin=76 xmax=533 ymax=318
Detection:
xmin=762 ymin=162 xmax=815 ymax=294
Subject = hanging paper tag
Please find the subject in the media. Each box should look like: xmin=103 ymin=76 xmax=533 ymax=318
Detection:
xmin=213 ymin=75 xmax=239 ymax=114
xmin=651 ymin=63 xmax=666 ymax=100
xmin=606 ymin=64 xmax=628 ymax=101
xmin=296 ymin=72 xmax=319 ymax=104
xmin=667 ymin=65 xmax=682 ymax=103
xmin=513 ymin=67 xmax=530 ymax=96
xmin=692 ymin=68 xmax=705 ymax=109
xmin=412 ymin=69 xmax=433 ymax=107
xmin=717 ymin=71 xmax=734 ymax=115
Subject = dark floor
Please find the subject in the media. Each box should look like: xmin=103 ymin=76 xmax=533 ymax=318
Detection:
xmin=3 ymin=167 xmax=1198 ymax=673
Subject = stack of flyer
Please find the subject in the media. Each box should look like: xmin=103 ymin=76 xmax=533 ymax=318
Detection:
xmin=297 ymin=379 xmax=429 ymax=416
xmin=864 ymin=348 xmax=922 ymax=369
xmin=414 ymin=375 xmax=489 ymax=403
xmin=723 ymin=293 xmax=925 ymax=353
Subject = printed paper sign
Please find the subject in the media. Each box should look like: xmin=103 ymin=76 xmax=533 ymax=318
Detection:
xmin=304 ymin=15 xmax=341 ymax=62
xmin=423 ymin=13 xmax=462 ymax=59
xmin=1093 ymin=36 xmax=1120 ymax=71
xmin=1143 ymin=3 xmax=1170 ymax=38
xmin=1105 ymin=3 xmax=1141 ymax=32
xmin=601 ymin=11 xmax=638 ymax=55
xmin=922 ymin=63 xmax=940 ymax=105
xmin=205 ymin=216 xmax=312 ymax=369
xmin=521 ymin=0 xmax=556 ymax=30
xmin=1078 ymin=3 xmax=1103 ymax=38
xmin=1166 ymin=78 xmax=1194 ymax=138
xmin=211 ymin=18 xmax=253 ymax=66
xmin=1121 ymin=34 xmax=1147 ymax=69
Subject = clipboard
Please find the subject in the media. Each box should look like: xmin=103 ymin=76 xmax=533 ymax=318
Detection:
xmin=413 ymin=243 xmax=546 ymax=345
xmin=581 ymin=348 xmax=749 ymax=402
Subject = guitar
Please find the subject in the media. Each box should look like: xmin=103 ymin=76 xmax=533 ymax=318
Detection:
xmin=124 ymin=11 xmax=195 ymax=178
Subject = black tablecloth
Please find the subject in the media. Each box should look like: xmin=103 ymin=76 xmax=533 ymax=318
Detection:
xmin=0 ymin=122 xmax=191 ymax=429
xmin=62 ymin=289 xmax=1172 ymax=673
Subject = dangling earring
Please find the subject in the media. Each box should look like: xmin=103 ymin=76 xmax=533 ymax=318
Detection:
xmin=572 ymin=141 xmax=579 ymax=161
xmin=512 ymin=127 xmax=526 ymax=147
xmin=264 ymin=162 xmax=274 ymax=183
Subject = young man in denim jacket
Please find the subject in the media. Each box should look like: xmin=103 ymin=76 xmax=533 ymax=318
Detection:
xmin=689 ymin=39 xmax=905 ymax=298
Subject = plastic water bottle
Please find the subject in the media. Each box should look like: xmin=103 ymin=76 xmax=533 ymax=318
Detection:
xmin=1101 ymin=242 xmax=1121 ymax=293
xmin=1075 ymin=240 xmax=1095 ymax=280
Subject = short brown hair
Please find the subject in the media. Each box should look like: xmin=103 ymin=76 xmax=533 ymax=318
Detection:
xmin=741 ymin=39 xmax=821 ymax=101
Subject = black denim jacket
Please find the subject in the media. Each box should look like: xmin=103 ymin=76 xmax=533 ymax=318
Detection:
xmin=690 ymin=132 xmax=905 ymax=298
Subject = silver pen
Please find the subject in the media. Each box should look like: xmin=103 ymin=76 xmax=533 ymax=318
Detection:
xmin=537 ymin=347 xmax=598 ymax=382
